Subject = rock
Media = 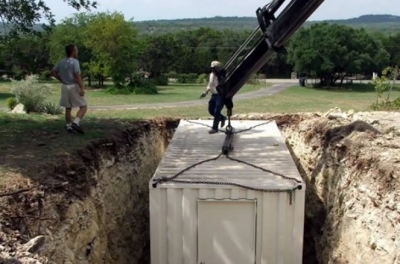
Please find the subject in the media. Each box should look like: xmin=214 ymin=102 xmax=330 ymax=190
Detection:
xmin=367 ymin=119 xmax=379 ymax=125
xmin=17 ymin=257 xmax=42 ymax=264
xmin=11 ymin=103 xmax=26 ymax=114
xmin=327 ymin=112 xmax=348 ymax=120
xmin=67 ymin=171 xmax=76 ymax=176
xmin=347 ymin=109 xmax=355 ymax=116
xmin=20 ymin=236 xmax=45 ymax=254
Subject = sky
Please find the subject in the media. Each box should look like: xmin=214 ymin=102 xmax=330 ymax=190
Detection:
xmin=44 ymin=0 xmax=400 ymax=23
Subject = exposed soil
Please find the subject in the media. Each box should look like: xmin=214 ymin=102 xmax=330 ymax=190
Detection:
xmin=1 ymin=110 xmax=399 ymax=263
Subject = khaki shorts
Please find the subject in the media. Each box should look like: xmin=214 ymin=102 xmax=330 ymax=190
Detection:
xmin=60 ymin=83 xmax=87 ymax=108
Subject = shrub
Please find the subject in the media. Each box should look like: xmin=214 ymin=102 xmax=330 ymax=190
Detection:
xmin=39 ymin=70 xmax=52 ymax=81
xmin=168 ymin=71 xmax=178 ymax=78
xmin=151 ymin=75 xmax=168 ymax=86
xmin=257 ymin=73 xmax=266 ymax=79
xmin=42 ymin=102 xmax=63 ymax=115
xmin=106 ymin=74 xmax=158 ymax=95
xmin=197 ymin=73 xmax=208 ymax=84
xmin=370 ymin=97 xmax=400 ymax=111
xmin=11 ymin=74 xmax=51 ymax=113
xmin=5 ymin=97 xmax=18 ymax=110
xmin=177 ymin=73 xmax=198 ymax=83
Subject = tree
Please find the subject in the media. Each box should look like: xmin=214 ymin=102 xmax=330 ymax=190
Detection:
xmin=287 ymin=23 xmax=390 ymax=86
xmin=0 ymin=0 xmax=97 ymax=40
xmin=48 ymin=13 xmax=96 ymax=85
xmin=84 ymin=12 xmax=138 ymax=87
xmin=380 ymin=33 xmax=400 ymax=68
xmin=140 ymin=33 xmax=183 ymax=77
xmin=0 ymin=33 xmax=51 ymax=78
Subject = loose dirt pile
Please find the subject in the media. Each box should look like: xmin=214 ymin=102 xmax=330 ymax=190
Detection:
xmin=0 ymin=110 xmax=399 ymax=264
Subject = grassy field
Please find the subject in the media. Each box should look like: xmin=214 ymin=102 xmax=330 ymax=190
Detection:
xmin=1 ymin=82 xmax=399 ymax=181
xmin=0 ymin=81 xmax=267 ymax=107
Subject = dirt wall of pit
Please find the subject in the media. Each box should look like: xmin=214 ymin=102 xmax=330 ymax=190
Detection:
xmin=1 ymin=112 xmax=399 ymax=264
xmin=0 ymin=118 xmax=179 ymax=264
xmin=274 ymin=111 xmax=400 ymax=263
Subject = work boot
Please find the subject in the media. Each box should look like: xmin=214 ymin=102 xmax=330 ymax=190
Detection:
xmin=72 ymin=122 xmax=84 ymax=134
xmin=208 ymin=129 xmax=218 ymax=134
xmin=220 ymin=119 xmax=226 ymax=128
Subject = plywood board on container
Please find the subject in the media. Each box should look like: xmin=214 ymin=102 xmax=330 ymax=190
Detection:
xmin=151 ymin=119 xmax=304 ymax=190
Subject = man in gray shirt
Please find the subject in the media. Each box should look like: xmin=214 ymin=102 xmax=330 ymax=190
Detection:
xmin=51 ymin=44 xmax=87 ymax=134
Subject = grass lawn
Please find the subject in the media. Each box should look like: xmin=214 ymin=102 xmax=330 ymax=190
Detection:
xmin=1 ymin=82 xmax=399 ymax=182
xmin=86 ymin=83 xmax=400 ymax=119
xmin=0 ymin=81 xmax=268 ymax=108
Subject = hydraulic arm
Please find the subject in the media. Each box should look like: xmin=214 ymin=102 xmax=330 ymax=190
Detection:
xmin=216 ymin=0 xmax=325 ymax=154
xmin=219 ymin=0 xmax=325 ymax=107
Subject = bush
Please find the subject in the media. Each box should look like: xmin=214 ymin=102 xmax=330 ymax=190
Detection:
xmin=177 ymin=73 xmax=198 ymax=83
xmin=370 ymin=97 xmax=400 ymax=111
xmin=39 ymin=70 xmax=52 ymax=81
xmin=42 ymin=102 xmax=62 ymax=115
xmin=11 ymin=74 xmax=51 ymax=113
xmin=257 ymin=73 xmax=266 ymax=79
xmin=197 ymin=73 xmax=208 ymax=84
xmin=151 ymin=75 xmax=168 ymax=86
xmin=13 ymin=70 xmax=28 ymax=81
xmin=168 ymin=71 xmax=178 ymax=79
xmin=106 ymin=74 xmax=158 ymax=95
xmin=5 ymin=97 xmax=18 ymax=110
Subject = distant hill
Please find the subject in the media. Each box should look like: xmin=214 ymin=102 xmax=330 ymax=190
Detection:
xmin=134 ymin=14 xmax=400 ymax=35
xmin=1 ymin=14 xmax=399 ymax=36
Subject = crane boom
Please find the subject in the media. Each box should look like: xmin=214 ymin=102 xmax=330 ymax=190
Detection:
xmin=217 ymin=0 xmax=325 ymax=111
xmin=215 ymin=0 xmax=325 ymax=154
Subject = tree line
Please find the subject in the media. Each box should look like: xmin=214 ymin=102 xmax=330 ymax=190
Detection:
xmin=0 ymin=11 xmax=399 ymax=92
xmin=134 ymin=14 xmax=400 ymax=35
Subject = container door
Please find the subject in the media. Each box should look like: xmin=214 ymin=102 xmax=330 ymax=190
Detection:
xmin=197 ymin=199 xmax=257 ymax=264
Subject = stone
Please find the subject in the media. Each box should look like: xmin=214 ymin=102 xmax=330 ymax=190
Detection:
xmin=347 ymin=109 xmax=355 ymax=116
xmin=20 ymin=236 xmax=45 ymax=254
xmin=327 ymin=112 xmax=348 ymax=120
xmin=10 ymin=103 xmax=26 ymax=114
xmin=18 ymin=257 xmax=42 ymax=264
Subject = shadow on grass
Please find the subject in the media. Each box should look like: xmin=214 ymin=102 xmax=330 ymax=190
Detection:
xmin=0 ymin=113 xmax=149 ymax=173
xmin=0 ymin=92 xmax=13 ymax=101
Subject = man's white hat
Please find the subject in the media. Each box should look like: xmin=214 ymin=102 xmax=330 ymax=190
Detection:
xmin=210 ymin=61 xmax=221 ymax=68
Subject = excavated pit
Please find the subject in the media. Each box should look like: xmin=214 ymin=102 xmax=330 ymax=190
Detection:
xmin=0 ymin=112 xmax=399 ymax=264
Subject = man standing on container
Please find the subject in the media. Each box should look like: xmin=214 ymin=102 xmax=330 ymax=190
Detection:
xmin=51 ymin=44 xmax=87 ymax=134
xmin=201 ymin=61 xmax=226 ymax=134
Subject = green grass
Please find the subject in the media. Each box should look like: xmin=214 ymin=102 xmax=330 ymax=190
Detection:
xmin=85 ymin=83 xmax=400 ymax=119
xmin=0 ymin=81 xmax=268 ymax=108
xmin=1 ymin=82 xmax=399 ymax=176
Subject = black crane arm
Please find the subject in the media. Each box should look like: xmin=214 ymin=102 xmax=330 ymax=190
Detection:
xmin=216 ymin=0 xmax=325 ymax=112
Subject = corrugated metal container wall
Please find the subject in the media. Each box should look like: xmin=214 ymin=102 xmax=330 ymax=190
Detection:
xmin=149 ymin=120 xmax=306 ymax=264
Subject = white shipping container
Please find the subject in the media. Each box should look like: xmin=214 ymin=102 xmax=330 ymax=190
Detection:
xmin=149 ymin=119 xmax=305 ymax=264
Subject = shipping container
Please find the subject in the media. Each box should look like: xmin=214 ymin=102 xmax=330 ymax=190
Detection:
xmin=149 ymin=119 xmax=305 ymax=264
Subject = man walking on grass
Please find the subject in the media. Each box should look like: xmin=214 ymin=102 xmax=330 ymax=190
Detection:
xmin=51 ymin=44 xmax=87 ymax=134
